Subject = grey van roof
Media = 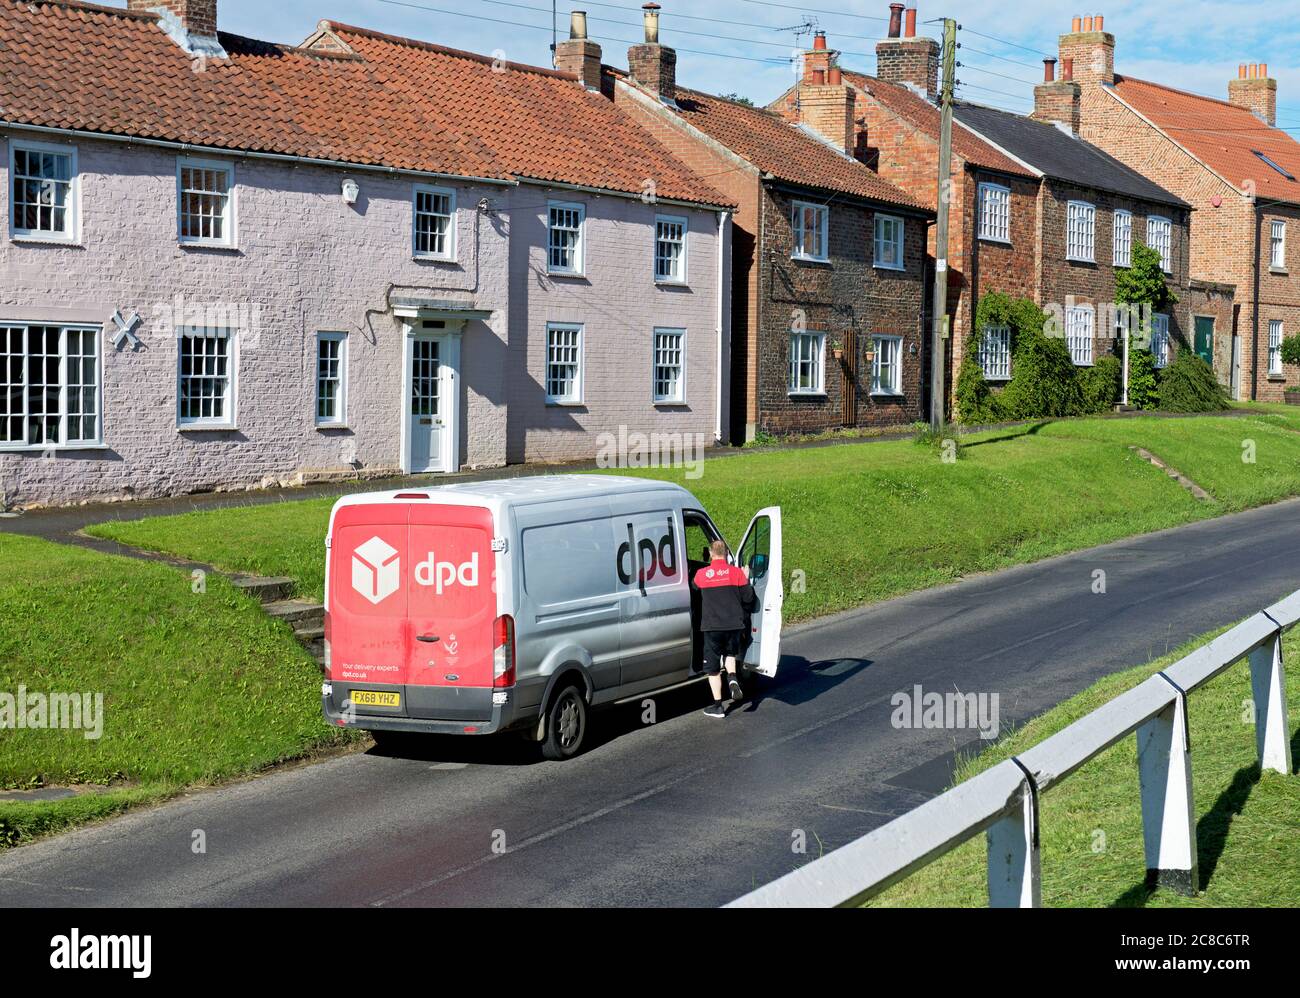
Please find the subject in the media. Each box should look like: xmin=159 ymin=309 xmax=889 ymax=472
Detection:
xmin=333 ymin=475 xmax=693 ymax=512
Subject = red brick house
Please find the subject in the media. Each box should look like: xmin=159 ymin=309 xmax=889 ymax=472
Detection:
xmin=579 ymin=9 xmax=932 ymax=443
xmin=1054 ymin=13 xmax=1300 ymax=401
xmin=771 ymin=9 xmax=1215 ymax=413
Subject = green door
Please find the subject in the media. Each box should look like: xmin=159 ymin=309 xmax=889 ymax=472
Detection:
xmin=1194 ymin=316 xmax=1214 ymax=366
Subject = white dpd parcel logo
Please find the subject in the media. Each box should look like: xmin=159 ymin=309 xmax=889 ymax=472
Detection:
xmin=352 ymin=535 xmax=400 ymax=604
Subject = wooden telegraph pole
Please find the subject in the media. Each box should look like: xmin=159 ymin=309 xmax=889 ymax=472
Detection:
xmin=929 ymin=18 xmax=958 ymax=430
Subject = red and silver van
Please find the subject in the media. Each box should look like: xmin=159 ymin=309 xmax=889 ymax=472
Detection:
xmin=322 ymin=476 xmax=782 ymax=758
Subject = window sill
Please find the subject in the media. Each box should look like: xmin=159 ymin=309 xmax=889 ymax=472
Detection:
xmin=177 ymin=423 xmax=238 ymax=432
xmin=654 ymin=278 xmax=689 ymax=287
xmin=10 ymin=234 xmax=82 ymax=247
xmin=791 ymin=256 xmax=831 ymax=266
xmin=545 ymin=400 xmax=585 ymax=407
xmin=179 ymin=241 xmax=239 ymax=252
xmin=978 ymin=235 xmax=1011 ymax=246
xmin=1267 ymin=374 xmax=1286 ymax=382
xmin=1072 ymin=361 xmax=1095 ymax=368
xmin=1269 ymin=266 xmax=1289 ymax=276
xmin=0 ymin=442 xmax=109 ymax=453
xmin=788 ymin=391 xmax=828 ymax=399
xmin=315 ymin=422 xmax=350 ymax=431
xmin=1066 ymin=256 xmax=1096 ymax=265
xmin=413 ymin=254 xmax=459 ymax=265
xmin=983 ymin=376 xmax=1011 ymax=384
xmin=547 ymin=270 xmax=587 ymax=280
xmin=870 ymin=390 xmax=904 ymax=398
xmin=653 ymin=400 xmax=688 ymax=408
xmin=873 ymin=263 xmax=905 ymax=272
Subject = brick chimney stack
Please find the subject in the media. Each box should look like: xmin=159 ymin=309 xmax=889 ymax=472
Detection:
xmin=628 ymin=3 xmax=677 ymax=104
xmin=874 ymin=5 xmax=939 ymax=101
xmin=1031 ymin=56 xmax=1081 ymax=134
xmin=555 ymin=11 xmax=603 ymax=90
xmin=129 ymin=0 xmax=225 ymax=55
xmin=1057 ymin=12 xmax=1115 ymax=90
xmin=797 ymin=34 xmax=857 ymax=155
xmin=1228 ymin=63 xmax=1277 ymax=126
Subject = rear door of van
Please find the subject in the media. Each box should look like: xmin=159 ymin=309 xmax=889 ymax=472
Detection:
xmin=327 ymin=501 xmax=412 ymax=719
xmin=405 ymin=503 xmax=497 ymax=722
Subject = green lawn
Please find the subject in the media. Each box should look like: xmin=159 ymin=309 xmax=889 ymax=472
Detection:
xmin=86 ymin=409 xmax=1300 ymax=624
xmin=870 ymin=623 xmax=1300 ymax=908
xmin=0 ymin=534 xmax=355 ymax=846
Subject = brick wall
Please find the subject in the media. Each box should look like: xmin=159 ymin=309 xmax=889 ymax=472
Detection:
xmin=1075 ymin=81 xmax=1300 ymax=400
xmin=1037 ymin=178 xmax=1192 ymax=369
xmin=755 ymin=186 xmax=926 ymax=434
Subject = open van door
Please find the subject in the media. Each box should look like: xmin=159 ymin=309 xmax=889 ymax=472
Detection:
xmin=735 ymin=507 xmax=783 ymax=678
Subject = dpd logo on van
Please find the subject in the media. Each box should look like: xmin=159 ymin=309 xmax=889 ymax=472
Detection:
xmin=617 ymin=517 xmax=678 ymax=595
xmin=352 ymin=536 xmax=401 ymax=605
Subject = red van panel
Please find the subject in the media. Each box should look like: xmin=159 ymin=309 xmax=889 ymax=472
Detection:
xmin=407 ymin=504 xmax=496 ymax=693
xmin=327 ymin=501 xmax=496 ymax=718
xmin=329 ymin=504 xmax=410 ymax=688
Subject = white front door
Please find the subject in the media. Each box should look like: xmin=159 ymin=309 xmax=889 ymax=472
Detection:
xmin=408 ymin=336 xmax=450 ymax=473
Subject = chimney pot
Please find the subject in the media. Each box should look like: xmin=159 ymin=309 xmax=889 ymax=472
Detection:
xmin=1071 ymin=15 xmax=1081 ymax=31
xmin=642 ymin=2 xmax=661 ymax=44
xmin=813 ymin=30 xmax=827 ymax=50
xmin=1238 ymin=63 xmax=1247 ymax=79
xmin=570 ymin=10 xmax=588 ymax=40
xmin=904 ymin=7 xmax=917 ymax=38
xmin=811 ymin=68 xmax=826 ymax=84
xmin=1094 ymin=13 xmax=1103 ymax=30
xmin=1261 ymin=62 xmax=1268 ymax=77
xmin=828 ymin=66 xmax=843 ymax=85
xmin=1043 ymin=57 xmax=1057 ymax=82
xmin=1061 ymin=57 xmax=1074 ymax=81
xmin=1083 ymin=15 xmax=1093 ymax=30
xmin=887 ymin=3 xmax=904 ymax=38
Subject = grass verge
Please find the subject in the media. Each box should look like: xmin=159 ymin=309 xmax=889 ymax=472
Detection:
xmin=870 ymin=623 xmax=1300 ymax=907
xmin=0 ymin=534 xmax=356 ymax=848
xmin=85 ymin=409 xmax=1300 ymax=623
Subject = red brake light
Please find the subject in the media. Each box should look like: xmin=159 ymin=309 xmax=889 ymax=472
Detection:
xmin=493 ymin=613 xmax=516 ymax=688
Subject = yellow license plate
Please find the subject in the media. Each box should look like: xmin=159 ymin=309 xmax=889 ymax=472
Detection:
xmin=351 ymin=690 xmax=401 ymax=708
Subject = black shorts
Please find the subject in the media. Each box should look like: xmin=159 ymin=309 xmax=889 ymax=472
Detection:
xmin=702 ymin=629 xmax=745 ymax=674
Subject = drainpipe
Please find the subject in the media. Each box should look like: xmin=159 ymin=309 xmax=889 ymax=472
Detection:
xmin=1251 ymin=201 xmax=1262 ymax=401
xmin=716 ymin=209 xmax=731 ymax=444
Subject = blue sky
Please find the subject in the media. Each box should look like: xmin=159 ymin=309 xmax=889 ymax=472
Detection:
xmin=166 ymin=0 xmax=1299 ymax=125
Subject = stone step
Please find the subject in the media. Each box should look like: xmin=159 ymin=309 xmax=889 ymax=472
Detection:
xmin=230 ymin=574 xmax=296 ymax=604
xmin=294 ymin=623 xmax=325 ymax=642
xmin=264 ymin=599 xmax=324 ymax=626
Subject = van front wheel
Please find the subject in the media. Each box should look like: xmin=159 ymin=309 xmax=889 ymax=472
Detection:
xmin=541 ymin=684 xmax=588 ymax=761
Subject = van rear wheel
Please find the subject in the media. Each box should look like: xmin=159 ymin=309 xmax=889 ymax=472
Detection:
xmin=541 ymin=683 xmax=588 ymax=760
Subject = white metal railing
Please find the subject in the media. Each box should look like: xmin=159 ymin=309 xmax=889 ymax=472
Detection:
xmin=728 ymin=589 xmax=1299 ymax=908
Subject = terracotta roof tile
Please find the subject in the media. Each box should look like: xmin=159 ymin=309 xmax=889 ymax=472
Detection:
xmin=1111 ymin=76 xmax=1300 ymax=205
xmin=0 ymin=1 xmax=729 ymax=207
xmin=661 ymin=85 xmax=927 ymax=211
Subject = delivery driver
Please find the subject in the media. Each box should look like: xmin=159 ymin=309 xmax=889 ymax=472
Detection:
xmin=693 ymin=539 xmax=757 ymax=719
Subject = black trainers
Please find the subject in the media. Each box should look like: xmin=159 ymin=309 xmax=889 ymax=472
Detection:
xmin=727 ymin=675 xmax=744 ymax=702
xmin=703 ymin=702 xmax=727 ymax=719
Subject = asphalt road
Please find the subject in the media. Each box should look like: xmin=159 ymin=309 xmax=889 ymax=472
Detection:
xmin=4 ymin=498 xmax=1300 ymax=908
